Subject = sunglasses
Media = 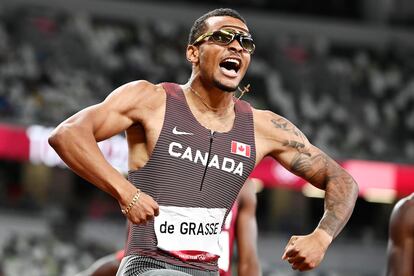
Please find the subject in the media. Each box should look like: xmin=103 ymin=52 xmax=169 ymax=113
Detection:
xmin=193 ymin=29 xmax=255 ymax=54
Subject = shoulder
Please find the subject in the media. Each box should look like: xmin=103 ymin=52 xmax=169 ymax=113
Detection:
xmin=252 ymin=109 xmax=275 ymax=134
xmin=109 ymin=80 xmax=165 ymax=102
xmin=253 ymin=108 xmax=292 ymax=131
xmin=252 ymin=108 xmax=308 ymax=144
xmin=391 ymin=195 xmax=414 ymax=226
xmin=389 ymin=194 xmax=414 ymax=239
xmin=104 ymin=80 xmax=166 ymax=111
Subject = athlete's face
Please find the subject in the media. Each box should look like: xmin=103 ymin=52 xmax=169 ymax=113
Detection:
xmin=188 ymin=16 xmax=252 ymax=92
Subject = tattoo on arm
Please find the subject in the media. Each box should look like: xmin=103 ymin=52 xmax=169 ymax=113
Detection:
xmin=319 ymin=173 xmax=357 ymax=237
xmin=283 ymin=140 xmax=311 ymax=157
xmin=271 ymin=118 xmax=311 ymax=156
xmin=270 ymin=116 xmax=357 ymax=238
xmin=289 ymin=152 xmax=358 ymax=237
xmin=271 ymin=118 xmax=306 ymax=140
xmin=290 ymin=152 xmax=329 ymax=187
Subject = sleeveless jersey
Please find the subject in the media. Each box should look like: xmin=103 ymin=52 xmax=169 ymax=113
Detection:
xmin=125 ymin=82 xmax=256 ymax=271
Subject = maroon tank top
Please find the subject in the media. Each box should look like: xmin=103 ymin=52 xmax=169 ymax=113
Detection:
xmin=125 ymin=83 xmax=256 ymax=271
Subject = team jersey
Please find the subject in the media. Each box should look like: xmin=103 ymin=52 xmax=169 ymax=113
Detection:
xmin=124 ymin=82 xmax=256 ymax=271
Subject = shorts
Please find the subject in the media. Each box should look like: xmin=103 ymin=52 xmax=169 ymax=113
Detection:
xmin=116 ymin=255 xmax=219 ymax=276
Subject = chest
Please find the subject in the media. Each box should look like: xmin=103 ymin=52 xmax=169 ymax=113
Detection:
xmin=135 ymin=123 xmax=255 ymax=208
xmin=188 ymin=107 xmax=236 ymax=134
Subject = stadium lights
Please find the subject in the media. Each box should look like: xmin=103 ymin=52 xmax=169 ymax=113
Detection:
xmin=301 ymin=183 xmax=325 ymax=198
xmin=363 ymin=188 xmax=397 ymax=204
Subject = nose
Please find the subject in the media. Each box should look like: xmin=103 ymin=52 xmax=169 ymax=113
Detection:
xmin=228 ymin=38 xmax=243 ymax=53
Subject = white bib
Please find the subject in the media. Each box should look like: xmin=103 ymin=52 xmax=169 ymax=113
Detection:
xmin=154 ymin=206 xmax=226 ymax=262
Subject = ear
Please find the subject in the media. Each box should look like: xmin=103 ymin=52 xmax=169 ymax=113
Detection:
xmin=186 ymin=45 xmax=199 ymax=64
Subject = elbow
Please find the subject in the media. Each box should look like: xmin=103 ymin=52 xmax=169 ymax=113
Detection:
xmin=48 ymin=129 xmax=59 ymax=149
xmin=341 ymin=172 xmax=359 ymax=205
xmin=48 ymin=124 xmax=74 ymax=150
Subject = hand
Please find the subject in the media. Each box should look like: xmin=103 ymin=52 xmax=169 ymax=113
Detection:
xmin=282 ymin=229 xmax=333 ymax=271
xmin=120 ymin=191 xmax=159 ymax=224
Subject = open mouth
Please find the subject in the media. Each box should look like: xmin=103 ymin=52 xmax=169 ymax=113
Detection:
xmin=219 ymin=58 xmax=241 ymax=75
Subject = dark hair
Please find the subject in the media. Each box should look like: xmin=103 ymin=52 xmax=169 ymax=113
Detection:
xmin=188 ymin=8 xmax=246 ymax=45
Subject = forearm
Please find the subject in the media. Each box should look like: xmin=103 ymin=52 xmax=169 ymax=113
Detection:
xmin=237 ymin=210 xmax=260 ymax=276
xmin=49 ymin=123 xmax=135 ymax=201
xmin=317 ymin=170 xmax=358 ymax=238
xmin=285 ymin=150 xmax=359 ymax=238
xmin=238 ymin=228 xmax=260 ymax=276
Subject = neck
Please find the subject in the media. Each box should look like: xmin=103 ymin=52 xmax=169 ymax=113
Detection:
xmin=184 ymin=81 xmax=235 ymax=113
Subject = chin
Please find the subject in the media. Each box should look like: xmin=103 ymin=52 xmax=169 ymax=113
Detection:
xmin=214 ymin=79 xmax=238 ymax=93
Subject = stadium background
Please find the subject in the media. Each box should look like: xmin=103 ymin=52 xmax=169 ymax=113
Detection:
xmin=0 ymin=0 xmax=413 ymax=275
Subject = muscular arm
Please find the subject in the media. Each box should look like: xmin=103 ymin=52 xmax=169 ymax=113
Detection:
xmin=236 ymin=180 xmax=261 ymax=276
xmin=255 ymin=110 xmax=358 ymax=271
xmin=386 ymin=195 xmax=414 ymax=276
xmin=48 ymin=80 xmax=161 ymax=219
xmin=268 ymin=115 xmax=358 ymax=239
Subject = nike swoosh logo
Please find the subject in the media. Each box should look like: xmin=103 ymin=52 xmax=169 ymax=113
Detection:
xmin=172 ymin=127 xmax=194 ymax=135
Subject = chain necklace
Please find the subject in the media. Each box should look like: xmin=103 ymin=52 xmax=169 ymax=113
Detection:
xmin=188 ymin=84 xmax=250 ymax=112
xmin=189 ymin=86 xmax=234 ymax=112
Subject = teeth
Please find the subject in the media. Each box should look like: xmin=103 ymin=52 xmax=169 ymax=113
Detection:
xmin=223 ymin=58 xmax=240 ymax=66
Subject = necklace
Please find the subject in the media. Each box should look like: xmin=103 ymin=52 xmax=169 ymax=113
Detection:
xmin=189 ymin=86 xmax=235 ymax=112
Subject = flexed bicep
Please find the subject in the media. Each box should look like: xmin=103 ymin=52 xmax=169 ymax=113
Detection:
xmin=266 ymin=116 xmax=343 ymax=190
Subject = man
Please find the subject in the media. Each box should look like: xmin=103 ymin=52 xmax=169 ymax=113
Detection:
xmin=49 ymin=8 xmax=358 ymax=275
xmin=386 ymin=193 xmax=414 ymax=276
xmin=80 ymin=179 xmax=260 ymax=276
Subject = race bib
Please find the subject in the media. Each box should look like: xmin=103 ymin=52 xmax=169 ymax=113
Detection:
xmin=154 ymin=206 xmax=226 ymax=262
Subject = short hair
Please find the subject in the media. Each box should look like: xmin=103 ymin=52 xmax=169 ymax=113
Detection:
xmin=188 ymin=8 xmax=246 ymax=45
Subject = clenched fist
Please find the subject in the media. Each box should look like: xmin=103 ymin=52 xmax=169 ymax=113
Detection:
xmin=120 ymin=190 xmax=159 ymax=224
xmin=282 ymin=229 xmax=333 ymax=271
